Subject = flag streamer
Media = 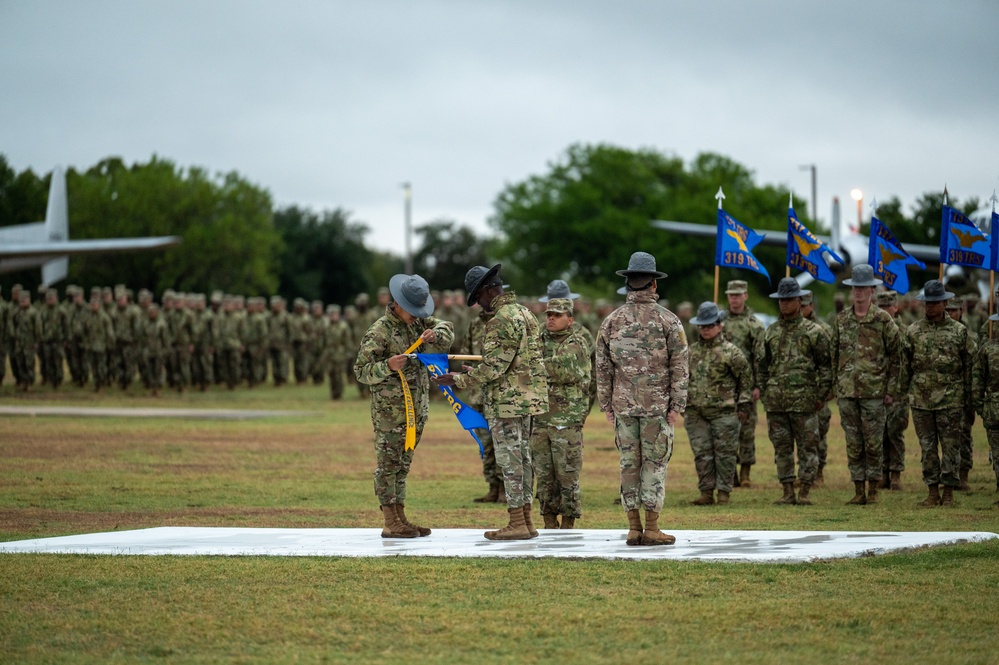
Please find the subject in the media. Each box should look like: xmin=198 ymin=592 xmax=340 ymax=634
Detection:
xmin=715 ymin=209 xmax=771 ymax=282
xmin=414 ymin=353 xmax=489 ymax=458
xmin=786 ymin=207 xmax=843 ymax=284
xmin=399 ymin=338 xmax=423 ymax=451
xmin=868 ymin=217 xmax=926 ymax=294
xmin=940 ymin=205 xmax=989 ymax=268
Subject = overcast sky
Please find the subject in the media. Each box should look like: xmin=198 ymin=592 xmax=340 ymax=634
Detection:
xmin=2 ymin=0 xmax=997 ymax=256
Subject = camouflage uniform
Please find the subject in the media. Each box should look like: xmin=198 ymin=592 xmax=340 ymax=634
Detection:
xmin=39 ymin=292 xmax=68 ymax=388
xmin=721 ymin=306 xmax=765 ymax=468
xmin=530 ymin=300 xmax=591 ymax=521
xmin=192 ymin=296 xmax=218 ymax=390
xmin=596 ymin=290 xmax=688 ymax=512
xmin=309 ymin=302 xmax=328 ymax=384
xmin=758 ymin=313 xmax=833 ymax=486
xmin=112 ymin=297 xmax=143 ymax=389
xmin=167 ymin=300 xmax=195 ymax=392
xmin=320 ymin=306 xmax=353 ymax=399
xmin=454 ymin=291 xmax=549 ymax=509
xmin=268 ymin=298 xmax=292 ymax=385
xmin=877 ymin=294 xmax=910 ymax=482
xmin=67 ymin=291 xmax=89 ymax=386
xmin=685 ymin=333 xmax=752 ymax=495
xmin=832 ymin=305 xmax=902 ymax=483
xmin=218 ymin=300 xmax=246 ymax=389
xmin=10 ymin=297 xmax=42 ymax=389
xmin=354 ymin=307 xmax=454 ymax=506
xmin=289 ymin=299 xmax=313 ymax=383
xmin=902 ymin=316 xmax=975 ymax=490
xmin=972 ymin=333 xmax=999 ymax=494
xmin=140 ymin=306 xmax=170 ymax=392
xmin=82 ymin=302 xmax=115 ymax=389
xmin=245 ymin=298 xmax=269 ymax=386
xmin=461 ymin=308 xmax=500 ymax=494
xmin=0 ymin=292 xmax=7 ymax=385
xmin=803 ymin=306 xmax=834 ymax=474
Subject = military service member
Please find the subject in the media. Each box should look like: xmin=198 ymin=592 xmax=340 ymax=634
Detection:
xmin=946 ymin=295 xmax=978 ymax=491
xmin=801 ymin=291 xmax=834 ymax=486
xmin=972 ymin=311 xmax=999 ymax=506
xmin=461 ymin=300 xmax=503 ymax=503
xmin=876 ymin=290 xmax=909 ymax=490
xmin=902 ymin=280 xmax=976 ymax=507
xmin=321 ymin=304 xmax=352 ymax=399
xmin=39 ymin=288 xmax=68 ymax=389
xmin=596 ymin=252 xmax=688 ymax=546
xmin=268 ymin=296 xmax=292 ymax=386
xmin=531 ymin=297 xmax=591 ymax=529
xmin=721 ymin=279 xmax=765 ymax=488
xmin=82 ymin=295 xmax=115 ymax=391
xmin=540 ymin=279 xmax=597 ymax=413
xmin=436 ymin=264 xmax=548 ymax=541
xmin=355 ymin=274 xmax=454 ymax=539
xmin=758 ymin=278 xmax=833 ymax=506
xmin=832 ymin=265 xmax=902 ymax=505
xmin=11 ymin=291 xmax=42 ymax=391
xmin=141 ymin=304 xmax=170 ymax=395
xmin=685 ymin=301 xmax=753 ymax=506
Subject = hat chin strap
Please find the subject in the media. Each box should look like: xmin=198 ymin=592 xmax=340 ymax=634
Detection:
xmin=626 ymin=279 xmax=655 ymax=292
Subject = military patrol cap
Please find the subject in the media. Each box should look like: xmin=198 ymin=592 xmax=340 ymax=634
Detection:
xmin=377 ymin=286 xmax=389 ymax=296
xmin=966 ymin=292 xmax=981 ymax=304
xmin=616 ymin=251 xmax=667 ymax=278
xmin=945 ymin=295 xmax=964 ymax=311
xmin=915 ymin=280 xmax=954 ymax=302
xmin=270 ymin=295 xmax=283 ymax=306
xmin=690 ymin=301 xmax=722 ymax=325
xmin=327 ymin=304 xmax=341 ymax=314
xmin=842 ymin=264 xmax=882 ymax=287
xmin=210 ymin=290 xmax=223 ymax=303
xmin=876 ymin=291 xmax=897 ymax=306
xmin=800 ymin=292 xmax=814 ymax=305
xmin=544 ymin=297 xmax=574 ymax=314
xmin=311 ymin=299 xmax=323 ymax=309
xmin=390 ymin=273 xmax=435 ymax=317
xmin=464 ymin=264 xmax=502 ymax=306
xmin=354 ymin=292 xmax=370 ymax=306
xmin=91 ymin=286 xmax=102 ymax=297
xmin=293 ymin=297 xmax=307 ymax=308
xmin=539 ymin=279 xmax=580 ymax=303
xmin=769 ymin=277 xmax=810 ymax=299
xmin=725 ymin=280 xmax=748 ymax=295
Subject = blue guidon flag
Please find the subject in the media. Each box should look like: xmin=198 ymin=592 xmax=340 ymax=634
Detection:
xmin=868 ymin=216 xmax=926 ymax=294
xmin=992 ymin=210 xmax=999 ymax=272
xmin=940 ymin=205 xmax=989 ymax=268
xmin=716 ymin=209 xmax=770 ymax=282
xmin=415 ymin=353 xmax=489 ymax=458
xmin=786 ymin=207 xmax=843 ymax=284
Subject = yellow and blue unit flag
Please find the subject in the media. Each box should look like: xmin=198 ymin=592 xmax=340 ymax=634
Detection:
xmin=940 ymin=205 xmax=989 ymax=268
xmin=992 ymin=211 xmax=999 ymax=272
xmin=868 ymin=217 xmax=925 ymax=294
xmin=786 ymin=207 xmax=843 ymax=284
xmin=415 ymin=353 xmax=489 ymax=458
xmin=716 ymin=209 xmax=770 ymax=282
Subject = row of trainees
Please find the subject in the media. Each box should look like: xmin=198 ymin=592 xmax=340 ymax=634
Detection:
xmin=353 ymin=257 xmax=999 ymax=546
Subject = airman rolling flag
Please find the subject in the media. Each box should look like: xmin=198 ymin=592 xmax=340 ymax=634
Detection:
xmin=716 ymin=209 xmax=770 ymax=282
xmin=786 ymin=207 xmax=843 ymax=284
xmin=868 ymin=217 xmax=925 ymax=294
xmin=415 ymin=353 xmax=489 ymax=458
xmin=940 ymin=205 xmax=989 ymax=268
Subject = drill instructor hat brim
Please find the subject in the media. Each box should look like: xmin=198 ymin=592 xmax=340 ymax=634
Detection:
xmin=915 ymin=280 xmax=954 ymax=302
xmin=769 ymin=277 xmax=810 ymax=299
xmin=389 ymin=273 xmax=435 ymax=318
xmin=464 ymin=264 xmax=502 ymax=307
xmin=615 ymin=251 xmax=667 ymax=279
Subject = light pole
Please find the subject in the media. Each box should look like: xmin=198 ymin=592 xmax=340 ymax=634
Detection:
xmin=799 ymin=164 xmax=817 ymax=223
xmin=850 ymin=188 xmax=863 ymax=229
xmin=402 ymin=182 xmax=412 ymax=274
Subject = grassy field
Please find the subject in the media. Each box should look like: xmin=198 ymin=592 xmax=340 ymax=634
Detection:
xmin=2 ymin=380 xmax=998 ymax=664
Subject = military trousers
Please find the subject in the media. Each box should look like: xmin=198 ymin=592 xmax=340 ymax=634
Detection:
xmin=986 ymin=429 xmax=999 ymax=488
xmin=817 ymin=403 xmax=832 ymax=470
xmin=736 ymin=402 xmax=758 ymax=466
xmin=614 ymin=414 xmax=673 ymax=513
xmin=491 ymin=415 xmax=534 ymax=509
xmin=529 ymin=422 xmax=583 ymax=518
xmin=476 ymin=424 xmax=501 ymax=488
xmin=838 ymin=397 xmax=887 ymax=482
xmin=911 ymin=407 xmax=962 ymax=488
xmin=87 ymin=350 xmax=109 ymax=388
xmin=882 ymin=400 xmax=909 ymax=475
xmin=685 ymin=407 xmax=739 ymax=494
xmin=328 ymin=360 xmax=346 ymax=399
xmin=116 ymin=343 xmax=138 ymax=389
xmin=372 ymin=416 xmax=426 ymax=507
xmin=12 ymin=344 xmax=36 ymax=387
xmin=292 ymin=341 xmax=310 ymax=383
xmin=40 ymin=341 xmax=64 ymax=387
xmin=269 ymin=347 xmax=289 ymax=385
xmin=961 ymin=407 xmax=975 ymax=473
xmin=143 ymin=352 xmax=166 ymax=390
xmin=766 ymin=410 xmax=820 ymax=485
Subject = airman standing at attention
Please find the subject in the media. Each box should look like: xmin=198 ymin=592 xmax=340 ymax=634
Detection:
xmin=289 ymin=297 xmax=313 ymax=384
xmin=801 ymin=291 xmax=834 ymax=486
xmin=945 ymin=295 xmax=978 ymax=492
xmin=268 ymin=296 xmax=291 ymax=386
xmin=596 ymin=252 xmax=688 ymax=546
xmin=39 ymin=288 xmax=68 ymax=389
xmin=140 ymin=304 xmax=170 ymax=396
xmin=875 ymin=290 xmax=909 ymax=490
xmin=758 ymin=278 xmax=832 ymax=506
xmin=540 ymin=279 xmax=597 ymax=413
xmin=972 ymin=311 xmax=999 ymax=506
xmin=903 ymin=280 xmax=976 ymax=507
xmin=832 ymin=265 xmax=901 ymax=506
xmin=355 ymin=274 xmax=454 ymax=538
xmin=321 ymin=304 xmax=353 ymax=400
xmin=310 ymin=300 xmax=328 ymax=385
xmin=113 ymin=290 xmax=143 ymax=390
xmin=685 ymin=301 xmax=753 ymax=506
xmin=82 ymin=294 xmax=115 ymax=392
xmin=11 ymin=291 xmax=42 ymax=391
xmin=720 ymin=280 xmax=765 ymax=488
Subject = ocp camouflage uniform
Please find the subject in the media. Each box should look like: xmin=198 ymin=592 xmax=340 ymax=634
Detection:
xmin=758 ymin=313 xmax=833 ymax=486
xmin=244 ymin=299 xmax=269 ymax=386
xmin=722 ymin=307 xmax=765 ymax=468
xmin=319 ymin=307 xmax=353 ymax=399
xmin=354 ymin=307 xmax=454 ymax=507
xmin=309 ymin=303 xmax=328 ymax=384
xmin=289 ymin=299 xmax=313 ymax=383
xmin=39 ymin=294 xmax=68 ymax=388
xmin=461 ymin=308 xmax=500 ymax=494
xmin=268 ymin=300 xmax=292 ymax=385
xmin=0 ymin=293 xmax=7 ymax=385
xmin=454 ymin=292 xmax=549 ymax=509
xmin=11 ymin=300 xmax=42 ymax=389
xmin=166 ymin=301 xmax=195 ymax=391
xmin=596 ymin=291 xmax=689 ymax=512
xmin=804 ymin=311 xmax=834 ymax=474
xmin=140 ymin=307 xmax=170 ymax=391
xmin=218 ymin=302 xmax=246 ymax=388
xmin=82 ymin=305 xmax=115 ymax=389
xmin=902 ymin=317 xmax=975 ymax=491
xmin=685 ymin=334 xmax=752 ymax=495
xmin=67 ymin=293 xmax=89 ymax=386
xmin=531 ymin=309 xmax=591 ymax=521
xmin=832 ymin=305 xmax=901 ymax=483
xmin=192 ymin=298 xmax=218 ymax=390
xmin=971 ymin=335 xmax=999 ymax=495
xmin=112 ymin=299 xmax=143 ymax=389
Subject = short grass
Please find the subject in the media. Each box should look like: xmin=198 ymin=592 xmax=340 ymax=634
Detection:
xmin=2 ymin=378 xmax=999 ymax=664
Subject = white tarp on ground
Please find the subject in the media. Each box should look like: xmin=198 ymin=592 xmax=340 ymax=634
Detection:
xmin=1 ymin=527 xmax=995 ymax=562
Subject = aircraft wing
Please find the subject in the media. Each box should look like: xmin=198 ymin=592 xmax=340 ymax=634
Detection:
xmin=0 ymin=236 xmax=182 ymax=259
xmin=649 ymin=220 xmax=829 ymax=247
xmin=899 ymin=242 xmax=940 ymax=264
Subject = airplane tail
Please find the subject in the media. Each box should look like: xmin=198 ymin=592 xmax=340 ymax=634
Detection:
xmin=41 ymin=167 xmax=69 ymax=285
xmin=830 ymin=196 xmax=842 ymax=259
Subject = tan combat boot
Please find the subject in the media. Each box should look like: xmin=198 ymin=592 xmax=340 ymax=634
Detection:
xmin=473 ymin=484 xmax=500 ymax=503
xmin=866 ymin=481 xmax=879 ymax=504
xmin=847 ymin=481 xmax=867 ymax=505
xmin=484 ymin=506 xmax=531 ymax=541
xmin=958 ymin=470 xmax=970 ymax=492
xmin=640 ymin=510 xmax=676 ymax=546
xmin=396 ymin=504 xmax=431 ymax=537
xmin=542 ymin=513 xmax=560 ymax=529
xmin=877 ymin=474 xmax=890 ymax=489
xmin=797 ymin=483 xmax=813 ymax=506
xmin=889 ymin=471 xmax=902 ymax=491
xmin=740 ymin=464 xmax=752 ymax=488
xmin=918 ymin=484 xmax=941 ymax=507
xmin=560 ymin=516 xmax=575 ymax=529
xmin=497 ymin=485 xmax=507 ymax=504
xmin=941 ymin=486 xmax=956 ymax=507
xmin=381 ymin=505 xmax=419 ymax=538
xmin=625 ymin=509 xmax=643 ymax=546
xmin=522 ymin=504 xmax=539 ymax=538
xmin=691 ymin=490 xmax=714 ymax=506
xmin=716 ymin=490 xmax=731 ymax=505
xmin=774 ymin=482 xmax=797 ymax=505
